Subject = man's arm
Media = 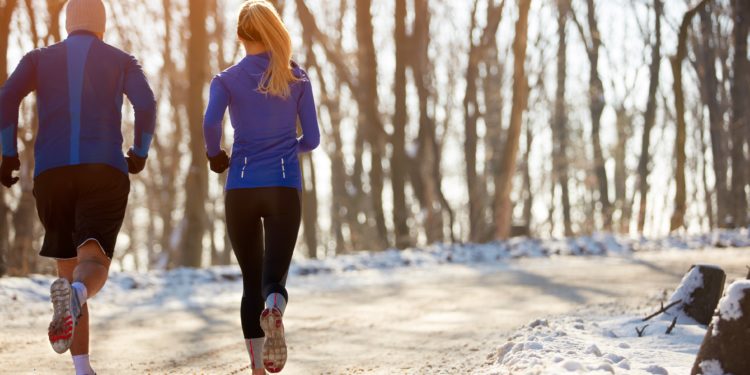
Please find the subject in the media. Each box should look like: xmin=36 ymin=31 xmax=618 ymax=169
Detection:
xmin=123 ymin=55 xmax=156 ymax=159
xmin=0 ymin=51 xmax=37 ymax=157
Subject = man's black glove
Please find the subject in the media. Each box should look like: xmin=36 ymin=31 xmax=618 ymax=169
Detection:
xmin=0 ymin=155 xmax=20 ymax=188
xmin=125 ymin=148 xmax=147 ymax=174
xmin=208 ymin=150 xmax=230 ymax=174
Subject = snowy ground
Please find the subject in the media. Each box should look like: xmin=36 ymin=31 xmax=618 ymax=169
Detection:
xmin=479 ymin=306 xmax=708 ymax=374
xmin=0 ymin=230 xmax=748 ymax=374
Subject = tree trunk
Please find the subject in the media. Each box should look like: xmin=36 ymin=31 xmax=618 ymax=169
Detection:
xmin=464 ymin=1 xmax=484 ymax=243
xmin=614 ymin=102 xmax=632 ymax=233
xmin=637 ymin=0 xmax=663 ymax=234
xmin=355 ymin=0 xmax=389 ymax=250
xmin=697 ymin=5 xmax=730 ymax=228
xmin=584 ymin=0 xmax=610 ymax=229
xmin=391 ymin=0 xmax=411 ymax=249
xmin=553 ymin=0 xmax=573 ymax=237
xmin=181 ymin=0 xmax=209 ymax=267
xmin=730 ymin=0 xmax=749 ymax=228
xmin=521 ymin=118 xmax=534 ymax=233
xmin=485 ymin=42 xmax=505 ymax=242
xmin=463 ymin=0 xmax=504 ymax=242
xmin=670 ymin=0 xmax=711 ymax=232
xmin=413 ymin=0 xmax=449 ymax=244
xmin=0 ymin=0 xmax=18 ymax=277
xmin=495 ymin=0 xmax=532 ymax=239
xmin=300 ymin=153 xmax=319 ymax=258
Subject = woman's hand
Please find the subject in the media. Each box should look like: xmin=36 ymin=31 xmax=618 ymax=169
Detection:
xmin=207 ymin=150 xmax=230 ymax=174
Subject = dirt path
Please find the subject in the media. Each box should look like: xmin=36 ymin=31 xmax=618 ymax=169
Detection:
xmin=1 ymin=248 xmax=748 ymax=374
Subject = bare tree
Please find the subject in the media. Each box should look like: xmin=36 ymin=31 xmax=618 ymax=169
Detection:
xmin=670 ymin=0 xmax=712 ymax=232
xmin=729 ymin=0 xmax=749 ymax=227
xmin=355 ymin=0 xmax=389 ymax=250
xmin=412 ymin=0 xmax=453 ymax=244
xmin=553 ymin=0 xmax=573 ymax=236
xmin=495 ymin=0 xmax=533 ymax=239
xmin=636 ymin=0 xmax=663 ymax=233
xmin=572 ymin=0 xmax=610 ymax=229
xmin=695 ymin=4 xmax=730 ymax=227
xmin=391 ymin=0 xmax=411 ymax=249
xmin=181 ymin=0 xmax=209 ymax=267
xmin=0 ymin=0 xmax=18 ymax=276
xmin=463 ymin=0 xmax=504 ymax=242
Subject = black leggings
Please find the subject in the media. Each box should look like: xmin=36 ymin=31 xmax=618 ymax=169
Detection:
xmin=225 ymin=187 xmax=301 ymax=339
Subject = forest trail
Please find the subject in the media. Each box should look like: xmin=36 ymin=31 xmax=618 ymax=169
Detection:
xmin=2 ymin=248 xmax=749 ymax=374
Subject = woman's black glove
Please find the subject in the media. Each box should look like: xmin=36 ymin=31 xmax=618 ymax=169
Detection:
xmin=0 ymin=155 xmax=20 ymax=188
xmin=126 ymin=148 xmax=147 ymax=174
xmin=208 ymin=150 xmax=230 ymax=174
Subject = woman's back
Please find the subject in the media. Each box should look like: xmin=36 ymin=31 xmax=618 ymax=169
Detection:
xmin=203 ymin=52 xmax=319 ymax=191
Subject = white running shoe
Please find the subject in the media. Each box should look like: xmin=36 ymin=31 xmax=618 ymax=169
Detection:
xmin=260 ymin=307 xmax=286 ymax=373
xmin=48 ymin=278 xmax=81 ymax=354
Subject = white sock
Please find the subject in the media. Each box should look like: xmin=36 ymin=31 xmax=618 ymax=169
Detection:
xmin=72 ymin=354 xmax=94 ymax=375
xmin=265 ymin=293 xmax=287 ymax=315
xmin=245 ymin=338 xmax=264 ymax=369
xmin=71 ymin=282 xmax=87 ymax=306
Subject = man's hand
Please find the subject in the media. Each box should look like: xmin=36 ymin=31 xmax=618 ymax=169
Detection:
xmin=0 ymin=155 xmax=20 ymax=188
xmin=207 ymin=150 xmax=230 ymax=174
xmin=125 ymin=148 xmax=147 ymax=174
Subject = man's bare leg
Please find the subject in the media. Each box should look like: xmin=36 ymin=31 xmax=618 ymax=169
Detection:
xmin=54 ymin=240 xmax=110 ymax=374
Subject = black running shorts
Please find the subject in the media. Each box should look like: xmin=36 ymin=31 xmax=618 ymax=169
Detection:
xmin=33 ymin=164 xmax=130 ymax=260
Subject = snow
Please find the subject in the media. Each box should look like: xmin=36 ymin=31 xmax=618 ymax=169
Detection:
xmin=716 ymin=280 xmax=750 ymax=321
xmin=289 ymin=229 xmax=750 ymax=276
xmin=0 ymin=229 xmax=748 ymax=373
xmin=481 ymin=308 xmax=708 ymax=374
xmin=697 ymin=360 xmax=729 ymax=375
xmin=668 ymin=265 xmax=705 ymax=306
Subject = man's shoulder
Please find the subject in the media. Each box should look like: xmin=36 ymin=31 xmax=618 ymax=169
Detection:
xmin=93 ymin=40 xmax=138 ymax=62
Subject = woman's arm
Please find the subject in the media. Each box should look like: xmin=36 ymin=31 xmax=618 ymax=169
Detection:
xmin=203 ymin=77 xmax=230 ymax=157
xmin=296 ymin=78 xmax=320 ymax=153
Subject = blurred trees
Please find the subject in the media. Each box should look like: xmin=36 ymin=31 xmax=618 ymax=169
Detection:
xmin=1 ymin=0 xmax=750 ymax=275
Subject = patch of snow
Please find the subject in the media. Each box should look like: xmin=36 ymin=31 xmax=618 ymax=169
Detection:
xmin=480 ymin=309 xmax=708 ymax=374
xmin=699 ymin=360 xmax=729 ymax=375
xmin=668 ymin=265 xmax=704 ymax=306
xmin=644 ymin=365 xmax=669 ymax=375
xmin=717 ymin=280 xmax=750 ymax=321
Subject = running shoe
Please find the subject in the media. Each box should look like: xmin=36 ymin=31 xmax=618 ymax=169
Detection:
xmin=48 ymin=278 xmax=82 ymax=354
xmin=260 ymin=307 xmax=286 ymax=373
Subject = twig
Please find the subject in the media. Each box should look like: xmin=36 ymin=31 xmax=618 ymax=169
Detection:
xmin=642 ymin=300 xmax=682 ymax=322
xmin=665 ymin=317 xmax=678 ymax=334
xmin=636 ymin=325 xmax=649 ymax=337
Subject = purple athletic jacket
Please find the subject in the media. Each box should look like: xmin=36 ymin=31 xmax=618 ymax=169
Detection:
xmin=203 ymin=52 xmax=320 ymax=191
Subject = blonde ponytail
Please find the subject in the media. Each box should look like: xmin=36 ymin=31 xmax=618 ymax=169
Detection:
xmin=237 ymin=0 xmax=298 ymax=98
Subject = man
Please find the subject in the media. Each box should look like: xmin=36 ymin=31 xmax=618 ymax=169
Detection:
xmin=0 ymin=0 xmax=156 ymax=374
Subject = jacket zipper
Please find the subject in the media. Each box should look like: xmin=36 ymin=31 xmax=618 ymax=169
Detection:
xmin=241 ymin=157 xmax=248 ymax=179
xmin=281 ymin=158 xmax=286 ymax=179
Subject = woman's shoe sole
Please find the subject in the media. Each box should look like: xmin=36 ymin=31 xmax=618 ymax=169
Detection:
xmin=260 ymin=307 xmax=286 ymax=373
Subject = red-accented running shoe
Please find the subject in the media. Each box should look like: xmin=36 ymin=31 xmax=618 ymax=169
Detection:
xmin=48 ymin=278 xmax=78 ymax=354
xmin=260 ymin=307 xmax=286 ymax=373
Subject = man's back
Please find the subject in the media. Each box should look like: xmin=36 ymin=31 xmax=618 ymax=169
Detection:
xmin=0 ymin=30 xmax=156 ymax=177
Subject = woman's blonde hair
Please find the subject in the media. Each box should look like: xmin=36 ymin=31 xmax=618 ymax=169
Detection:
xmin=237 ymin=0 xmax=298 ymax=98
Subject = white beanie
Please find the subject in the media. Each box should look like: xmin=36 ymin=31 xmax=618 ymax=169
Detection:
xmin=65 ymin=0 xmax=107 ymax=35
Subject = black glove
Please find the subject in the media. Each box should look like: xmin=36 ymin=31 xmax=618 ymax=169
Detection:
xmin=1 ymin=155 xmax=20 ymax=188
xmin=207 ymin=150 xmax=230 ymax=174
xmin=125 ymin=148 xmax=147 ymax=174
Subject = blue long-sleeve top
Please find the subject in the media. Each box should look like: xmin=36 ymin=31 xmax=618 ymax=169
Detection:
xmin=203 ymin=53 xmax=320 ymax=191
xmin=0 ymin=31 xmax=156 ymax=177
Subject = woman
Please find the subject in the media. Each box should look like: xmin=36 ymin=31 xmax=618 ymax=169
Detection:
xmin=202 ymin=1 xmax=320 ymax=373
